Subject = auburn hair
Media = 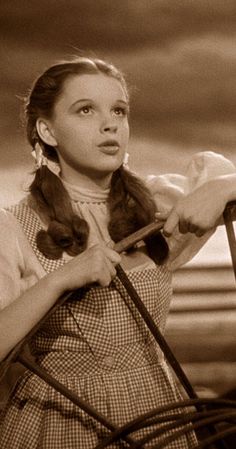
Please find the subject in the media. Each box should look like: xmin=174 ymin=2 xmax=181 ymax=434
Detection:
xmin=25 ymin=56 xmax=169 ymax=263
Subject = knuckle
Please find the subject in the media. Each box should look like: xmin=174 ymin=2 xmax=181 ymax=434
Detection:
xmin=93 ymin=245 xmax=101 ymax=257
xmin=100 ymin=275 xmax=111 ymax=287
xmin=90 ymin=267 xmax=101 ymax=282
xmin=110 ymin=267 xmax=116 ymax=278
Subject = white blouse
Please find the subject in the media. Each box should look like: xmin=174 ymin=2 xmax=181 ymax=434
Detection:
xmin=0 ymin=151 xmax=235 ymax=310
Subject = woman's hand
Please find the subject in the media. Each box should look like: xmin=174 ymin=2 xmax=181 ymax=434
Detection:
xmin=53 ymin=243 xmax=122 ymax=294
xmin=0 ymin=243 xmax=121 ymax=361
xmin=158 ymin=176 xmax=234 ymax=238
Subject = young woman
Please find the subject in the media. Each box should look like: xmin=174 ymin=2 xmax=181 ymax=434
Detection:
xmin=0 ymin=56 xmax=235 ymax=448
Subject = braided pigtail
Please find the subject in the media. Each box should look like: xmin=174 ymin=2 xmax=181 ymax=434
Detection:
xmin=30 ymin=165 xmax=89 ymax=259
xmin=108 ymin=166 xmax=169 ymax=264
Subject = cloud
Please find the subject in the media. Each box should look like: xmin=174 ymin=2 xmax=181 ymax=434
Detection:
xmin=113 ymin=36 xmax=236 ymax=150
xmin=1 ymin=0 xmax=236 ymax=50
xmin=1 ymin=0 xmax=236 ymax=168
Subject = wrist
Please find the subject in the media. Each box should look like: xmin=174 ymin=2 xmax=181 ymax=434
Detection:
xmin=41 ymin=270 xmax=68 ymax=298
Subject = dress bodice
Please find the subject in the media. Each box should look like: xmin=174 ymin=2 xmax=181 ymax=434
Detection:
xmin=7 ymin=201 xmax=171 ymax=370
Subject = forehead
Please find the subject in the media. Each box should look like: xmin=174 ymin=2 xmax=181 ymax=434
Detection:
xmin=57 ymin=73 xmax=127 ymax=107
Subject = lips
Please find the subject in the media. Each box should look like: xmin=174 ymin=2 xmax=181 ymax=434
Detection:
xmin=98 ymin=140 xmax=119 ymax=147
xmin=98 ymin=140 xmax=120 ymax=154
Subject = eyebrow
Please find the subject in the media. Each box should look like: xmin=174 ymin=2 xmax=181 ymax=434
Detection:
xmin=70 ymin=98 xmax=129 ymax=109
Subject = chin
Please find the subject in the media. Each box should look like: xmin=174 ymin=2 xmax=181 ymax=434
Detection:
xmin=99 ymin=158 xmax=123 ymax=174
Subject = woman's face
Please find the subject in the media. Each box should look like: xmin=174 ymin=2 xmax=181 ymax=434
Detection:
xmin=41 ymin=73 xmax=130 ymax=187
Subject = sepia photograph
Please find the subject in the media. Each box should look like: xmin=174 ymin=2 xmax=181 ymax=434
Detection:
xmin=0 ymin=1 xmax=236 ymax=447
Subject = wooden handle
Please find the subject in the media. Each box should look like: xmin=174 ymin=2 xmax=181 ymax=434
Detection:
xmin=114 ymin=220 xmax=164 ymax=253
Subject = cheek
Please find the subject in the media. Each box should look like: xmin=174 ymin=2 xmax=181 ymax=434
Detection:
xmin=53 ymin=125 xmax=72 ymax=146
xmin=121 ymin=122 xmax=130 ymax=140
xmin=125 ymin=129 xmax=130 ymax=145
xmin=55 ymin=118 xmax=88 ymax=140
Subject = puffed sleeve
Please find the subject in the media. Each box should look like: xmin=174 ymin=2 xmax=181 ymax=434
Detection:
xmin=0 ymin=209 xmax=45 ymax=310
xmin=146 ymin=151 xmax=236 ymax=271
xmin=0 ymin=209 xmax=26 ymax=310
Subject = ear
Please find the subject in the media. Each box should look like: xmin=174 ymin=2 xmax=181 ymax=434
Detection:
xmin=36 ymin=118 xmax=57 ymax=147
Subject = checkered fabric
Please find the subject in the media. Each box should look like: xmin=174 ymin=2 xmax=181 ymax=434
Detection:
xmin=7 ymin=203 xmax=65 ymax=272
xmin=0 ymin=203 xmax=197 ymax=448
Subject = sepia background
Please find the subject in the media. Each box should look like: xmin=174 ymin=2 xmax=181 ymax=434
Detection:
xmin=0 ymin=0 xmax=236 ymax=400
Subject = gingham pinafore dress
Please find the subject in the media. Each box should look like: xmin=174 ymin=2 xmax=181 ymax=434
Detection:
xmin=0 ymin=203 xmax=197 ymax=448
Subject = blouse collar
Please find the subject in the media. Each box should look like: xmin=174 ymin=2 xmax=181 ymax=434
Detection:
xmin=62 ymin=178 xmax=110 ymax=204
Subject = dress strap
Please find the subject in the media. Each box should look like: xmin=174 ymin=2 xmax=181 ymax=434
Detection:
xmin=7 ymin=202 xmax=66 ymax=274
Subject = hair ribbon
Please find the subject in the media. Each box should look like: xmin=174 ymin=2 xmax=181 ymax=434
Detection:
xmin=32 ymin=143 xmax=61 ymax=177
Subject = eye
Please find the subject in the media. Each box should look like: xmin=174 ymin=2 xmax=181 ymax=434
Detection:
xmin=113 ymin=106 xmax=129 ymax=117
xmin=77 ymin=105 xmax=93 ymax=115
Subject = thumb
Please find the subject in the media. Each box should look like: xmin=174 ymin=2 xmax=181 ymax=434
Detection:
xmin=155 ymin=210 xmax=169 ymax=221
xmin=163 ymin=209 xmax=179 ymax=237
xmin=104 ymin=246 xmax=122 ymax=265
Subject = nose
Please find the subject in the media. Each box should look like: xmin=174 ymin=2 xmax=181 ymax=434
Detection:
xmin=100 ymin=115 xmax=118 ymax=134
xmin=103 ymin=124 xmax=118 ymax=133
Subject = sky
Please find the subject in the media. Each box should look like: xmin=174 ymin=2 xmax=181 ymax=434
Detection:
xmin=1 ymin=0 xmax=236 ymax=198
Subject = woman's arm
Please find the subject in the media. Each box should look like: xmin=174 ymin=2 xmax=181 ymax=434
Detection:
xmin=162 ymin=173 xmax=236 ymax=237
xmin=146 ymin=151 xmax=236 ymax=270
xmin=0 ymin=244 xmax=121 ymax=361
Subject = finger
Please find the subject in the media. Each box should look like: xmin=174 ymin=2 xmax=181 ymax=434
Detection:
xmin=179 ymin=220 xmax=190 ymax=234
xmin=104 ymin=247 xmax=122 ymax=265
xmin=91 ymin=243 xmax=121 ymax=265
xmin=155 ymin=211 xmax=169 ymax=221
xmin=99 ymin=261 xmax=117 ymax=287
xmin=188 ymin=223 xmax=199 ymax=234
xmin=99 ymin=273 xmax=113 ymax=287
xmin=195 ymin=228 xmax=207 ymax=237
xmin=163 ymin=210 xmax=180 ymax=237
xmin=105 ymin=258 xmax=117 ymax=278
